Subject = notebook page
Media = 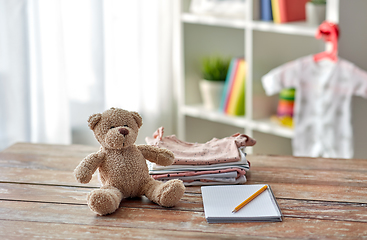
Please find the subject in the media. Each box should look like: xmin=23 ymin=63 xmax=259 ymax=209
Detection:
xmin=201 ymin=185 xmax=281 ymax=220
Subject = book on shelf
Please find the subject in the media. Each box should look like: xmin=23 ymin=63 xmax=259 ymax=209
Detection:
xmin=271 ymin=0 xmax=281 ymax=23
xmin=220 ymin=58 xmax=239 ymax=112
xmin=272 ymin=0 xmax=309 ymax=23
xmin=222 ymin=58 xmax=246 ymax=116
xmin=260 ymin=0 xmax=273 ymax=21
xmin=201 ymin=184 xmax=283 ymax=223
xmin=226 ymin=59 xmax=246 ymax=116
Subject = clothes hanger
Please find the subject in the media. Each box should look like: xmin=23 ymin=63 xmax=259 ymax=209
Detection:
xmin=313 ymin=21 xmax=340 ymax=62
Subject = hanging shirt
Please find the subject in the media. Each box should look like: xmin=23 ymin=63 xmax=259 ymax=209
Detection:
xmin=261 ymin=55 xmax=367 ymax=158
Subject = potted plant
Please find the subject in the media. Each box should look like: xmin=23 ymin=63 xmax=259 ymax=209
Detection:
xmin=306 ymin=0 xmax=326 ymax=26
xmin=199 ymin=55 xmax=230 ymax=110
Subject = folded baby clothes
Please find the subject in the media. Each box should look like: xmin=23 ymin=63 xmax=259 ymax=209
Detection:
xmin=145 ymin=127 xmax=256 ymax=186
xmin=150 ymin=167 xmax=248 ymax=186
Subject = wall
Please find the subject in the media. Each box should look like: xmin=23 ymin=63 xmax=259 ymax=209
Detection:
xmin=339 ymin=0 xmax=367 ymax=159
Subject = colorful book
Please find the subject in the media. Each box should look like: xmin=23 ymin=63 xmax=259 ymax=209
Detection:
xmin=224 ymin=59 xmax=241 ymax=113
xmin=271 ymin=0 xmax=281 ymax=23
xmin=220 ymin=58 xmax=238 ymax=112
xmin=232 ymin=74 xmax=246 ymax=116
xmin=260 ymin=0 xmax=273 ymax=21
xmin=224 ymin=59 xmax=240 ymax=113
xmin=278 ymin=0 xmax=308 ymax=23
xmin=222 ymin=58 xmax=241 ymax=113
xmin=226 ymin=59 xmax=246 ymax=116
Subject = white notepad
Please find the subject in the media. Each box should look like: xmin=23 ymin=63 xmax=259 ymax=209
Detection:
xmin=201 ymin=184 xmax=282 ymax=223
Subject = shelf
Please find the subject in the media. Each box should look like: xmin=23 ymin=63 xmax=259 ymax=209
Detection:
xmin=181 ymin=13 xmax=318 ymax=36
xmin=176 ymin=0 xmax=340 ymax=155
xmin=251 ymin=118 xmax=294 ymax=139
xmin=182 ymin=104 xmax=250 ymax=128
xmin=182 ymin=105 xmax=294 ymax=139
xmin=250 ymin=21 xmax=317 ymax=37
xmin=181 ymin=13 xmax=246 ymax=29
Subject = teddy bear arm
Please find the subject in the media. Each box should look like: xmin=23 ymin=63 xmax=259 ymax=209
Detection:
xmin=137 ymin=145 xmax=175 ymax=166
xmin=74 ymin=151 xmax=105 ymax=184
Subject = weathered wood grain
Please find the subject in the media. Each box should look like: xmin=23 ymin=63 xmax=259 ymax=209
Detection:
xmin=278 ymin=199 xmax=367 ymax=222
xmin=0 ymin=166 xmax=100 ymax=187
xmin=0 ymin=183 xmax=203 ymax=211
xmin=2 ymin=142 xmax=98 ymax=157
xmin=185 ymin=183 xmax=367 ymax=205
xmin=2 ymin=165 xmax=367 ymax=204
xmin=1 ymin=142 xmax=367 ymax=239
xmin=0 ymin=143 xmax=98 ymax=171
xmin=0 ymin=182 xmax=91 ymax=204
xmin=269 ymin=182 xmax=367 ymax=204
xmin=1 ymin=183 xmax=367 ymax=223
xmin=246 ymin=167 xmax=367 ymax=187
xmin=0 ymin=219 xmax=276 ymax=240
xmin=248 ymin=154 xmax=367 ymax=171
xmin=2 ymin=164 xmax=367 ymax=189
xmin=4 ymin=143 xmax=367 ymax=171
xmin=0 ymin=200 xmax=366 ymax=239
xmin=0 ymin=152 xmax=82 ymax=171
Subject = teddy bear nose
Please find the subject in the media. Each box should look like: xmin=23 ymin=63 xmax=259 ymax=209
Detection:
xmin=119 ymin=128 xmax=129 ymax=136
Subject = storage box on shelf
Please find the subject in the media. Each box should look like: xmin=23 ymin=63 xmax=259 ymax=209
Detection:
xmin=176 ymin=0 xmax=338 ymax=155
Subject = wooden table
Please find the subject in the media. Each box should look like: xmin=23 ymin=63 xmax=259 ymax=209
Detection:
xmin=0 ymin=143 xmax=366 ymax=239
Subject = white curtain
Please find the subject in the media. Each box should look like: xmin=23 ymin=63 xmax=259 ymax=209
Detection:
xmin=0 ymin=0 xmax=176 ymax=150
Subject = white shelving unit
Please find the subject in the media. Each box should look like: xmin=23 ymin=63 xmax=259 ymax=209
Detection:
xmin=175 ymin=0 xmax=340 ymax=155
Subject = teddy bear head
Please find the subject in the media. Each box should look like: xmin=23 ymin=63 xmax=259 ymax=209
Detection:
xmin=87 ymin=108 xmax=143 ymax=149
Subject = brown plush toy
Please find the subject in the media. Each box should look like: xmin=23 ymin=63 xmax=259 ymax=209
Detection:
xmin=74 ymin=107 xmax=185 ymax=215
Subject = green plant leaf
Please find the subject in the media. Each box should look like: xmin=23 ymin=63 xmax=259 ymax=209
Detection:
xmin=201 ymin=55 xmax=230 ymax=81
xmin=309 ymin=0 xmax=326 ymax=5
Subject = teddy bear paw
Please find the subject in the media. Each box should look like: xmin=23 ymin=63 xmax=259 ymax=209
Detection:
xmin=87 ymin=189 xmax=121 ymax=215
xmin=74 ymin=168 xmax=93 ymax=184
xmin=157 ymin=149 xmax=175 ymax=166
xmin=158 ymin=179 xmax=185 ymax=207
xmin=160 ymin=149 xmax=175 ymax=159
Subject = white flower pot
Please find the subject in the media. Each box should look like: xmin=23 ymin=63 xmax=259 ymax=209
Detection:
xmin=306 ymin=2 xmax=326 ymax=26
xmin=199 ymin=79 xmax=225 ymax=110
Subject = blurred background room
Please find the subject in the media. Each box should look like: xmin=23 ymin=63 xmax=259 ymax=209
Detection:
xmin=1 ymin=0 xmax=367 ymax=159
xmin=0 ymin=0 xmax=177 ymax=149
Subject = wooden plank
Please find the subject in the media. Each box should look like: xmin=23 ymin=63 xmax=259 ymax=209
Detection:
xmin=278 ymin=199 xmax=367 ymax=223
xmin=0 ymin=219 xmax=245 ymax=240
xmin=0 ymin=166 xmax=100 ymax=187
xmin=0 ymin=143 xmax=98 ymax=171
xmin=247 ymin=167 xmax=367 ymax=187
xmin=248 ymin=154 xmax=367 ymax=171
xmin=2 ymin=142 xmax=98 ymax=157
xmin=0 ymin=182 xmax=91 ymax=205
xmin=0 ymin=183 xmax=203 ymax=211
xmin=0 ymin=200 xmax=366 ymax=239
xmin=3 ymin=164 xmax=367 ymax=190
xmin=269 ymin=182 xmax=367 ymax=204
xmin=0 ymin=152 xmax=83 ymax=171
xmin=1 ymin=183 xmax=367 ymax=223
xmin=1 ymin=166 xmax=367 ymax=204
xmin=4 ymin=143 xmax=367 ymax=172
xmin=185 ymin=183 xmax=367 ymax=204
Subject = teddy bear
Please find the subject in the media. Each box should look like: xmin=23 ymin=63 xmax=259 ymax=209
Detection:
xmin=74 ymin=107 xmax=185 ymax=216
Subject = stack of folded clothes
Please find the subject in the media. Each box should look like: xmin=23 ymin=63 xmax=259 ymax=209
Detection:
xmin=145 ymin=127 xmax=256 ymax=186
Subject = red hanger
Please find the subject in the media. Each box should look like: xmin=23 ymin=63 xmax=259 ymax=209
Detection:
xmin=313 ymin=21 xmax=340 ymax=62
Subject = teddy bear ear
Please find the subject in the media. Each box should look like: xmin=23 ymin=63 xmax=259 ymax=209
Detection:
xmin=88 ymin=113 xmax=102 ymax=130
xmin=131 ymin=111 xmax=143 ymax=128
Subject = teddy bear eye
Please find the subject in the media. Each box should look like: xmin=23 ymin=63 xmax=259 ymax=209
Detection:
xmin=110 ymin=126 xmax=115 ymax=129
xmin=123 ymin=125 xmax=128 ymax=127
